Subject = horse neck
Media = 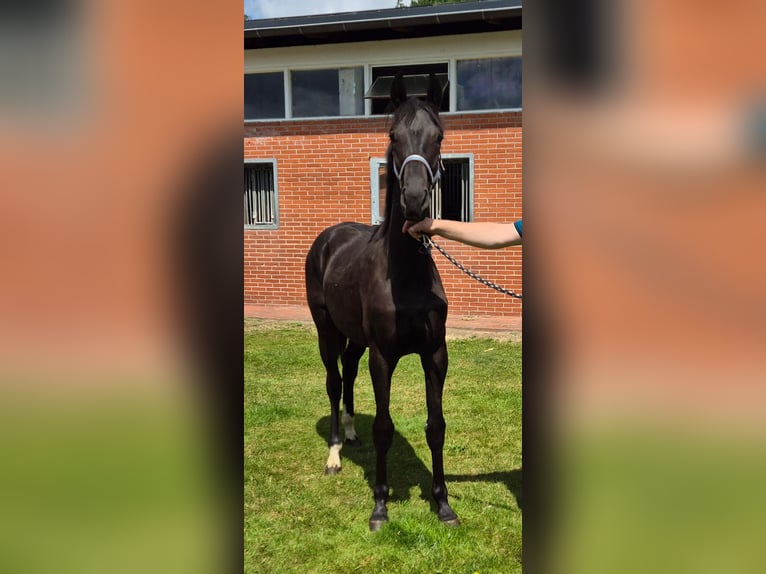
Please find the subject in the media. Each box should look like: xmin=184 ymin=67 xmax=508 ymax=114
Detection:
xmin=379 ymin=156 xmax=425 ymax=268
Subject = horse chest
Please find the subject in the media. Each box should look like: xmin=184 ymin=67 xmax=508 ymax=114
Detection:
xmin=365 ymin=294 xmax=447 ymax=351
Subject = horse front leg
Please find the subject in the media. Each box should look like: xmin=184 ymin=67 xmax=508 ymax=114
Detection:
xmin=368 ymin=345 xmax=397 ymax=531
xmin=421 ymin=342 xmax=460 ymax=526
xmin=340 ymin=342 xmax=366 ymax=446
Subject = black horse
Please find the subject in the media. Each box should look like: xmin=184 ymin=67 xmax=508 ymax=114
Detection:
xmin=305 ymin=73 xmax=459 ymax=531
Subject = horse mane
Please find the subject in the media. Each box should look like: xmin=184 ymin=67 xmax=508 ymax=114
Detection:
xmin=392 ymin=97 xmax=442 ymax=130
xmin=373 ymin=98 xmax=442 ymax=240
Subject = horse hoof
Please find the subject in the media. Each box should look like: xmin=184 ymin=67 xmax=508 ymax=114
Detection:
xmin=344 ymin=437 xmax=361 ymax=447
xmin=324 ymin=465 xmax=341 ymax=475
xmin=369 ymin=519 xmax=388 ymax=532
xmin=438 ymin=507 xmax=460 ymax=526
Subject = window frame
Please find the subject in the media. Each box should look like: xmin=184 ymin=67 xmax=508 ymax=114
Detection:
xmin=244 ymin=158 xmax=279 ymax=230
xmin=244 ymin=30 xmax=524 ymax=125
xmin=367 ymin=62 xmax=450 ymax=115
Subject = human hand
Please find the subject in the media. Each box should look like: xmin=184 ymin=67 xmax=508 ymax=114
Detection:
xmin=402 ymin=217 xmax=434 ymax=240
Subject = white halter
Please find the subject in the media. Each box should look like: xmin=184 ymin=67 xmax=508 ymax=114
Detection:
xmin=392 ymin=154 xmax=441 ymax=188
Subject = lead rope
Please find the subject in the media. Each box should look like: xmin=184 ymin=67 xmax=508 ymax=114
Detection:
xmin=422 ymin=235 xmax=522 ymax=299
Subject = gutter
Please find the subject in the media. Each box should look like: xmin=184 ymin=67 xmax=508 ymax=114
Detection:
xmin=245 ymin=1 xmax=522 ymax=40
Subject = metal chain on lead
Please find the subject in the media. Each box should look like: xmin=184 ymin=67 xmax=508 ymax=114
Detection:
xmin=422 ymin=236 xmax=522 ymax=299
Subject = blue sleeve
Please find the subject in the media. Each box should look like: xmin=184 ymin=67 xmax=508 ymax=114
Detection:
xmin=513 ymin=219 xmax=522 ymax=237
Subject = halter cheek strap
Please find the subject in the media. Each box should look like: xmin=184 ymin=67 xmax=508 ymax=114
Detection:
xmin=392 ymin=154 xmax=442 ymax=188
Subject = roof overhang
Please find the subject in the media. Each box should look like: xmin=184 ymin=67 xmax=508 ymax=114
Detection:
xmin=244 ymin=0 xmax=522 ymax=50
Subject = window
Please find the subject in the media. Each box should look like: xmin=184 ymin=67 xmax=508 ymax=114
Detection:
xmin=245 ymin=57 xmax=522 ymax=119
xmin=291 ymin=67 xmax=364 ymax=118
xmin=368 ymin=63 xmax=449 ymax=115
xmin=244 ymin=160 xmax=278 ymax=228
xmin=456 ymin=57 xmax=522 ymax=111
xmin=370 ymin=155 xmax=473 ymax=225
xmin=244 ymin=72 xmax=285 ymax=120
xmin=433 ymin=157 xmax=474 ymax=222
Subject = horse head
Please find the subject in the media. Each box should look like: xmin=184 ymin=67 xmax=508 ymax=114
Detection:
xmin=388 ymin=73 xmax=446 ymax=223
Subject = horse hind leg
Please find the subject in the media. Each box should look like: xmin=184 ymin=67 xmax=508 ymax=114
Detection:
xmin=341 ymin=342 xmax=365 ymax=446
xmin=317 ymin=326 xmax=346 ymax=475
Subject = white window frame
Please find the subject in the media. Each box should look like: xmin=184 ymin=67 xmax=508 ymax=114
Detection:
xmin=244 ymin=158 xmax=279 ymax=230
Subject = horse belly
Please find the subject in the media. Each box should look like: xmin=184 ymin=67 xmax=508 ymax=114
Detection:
xmin=324 ymin=285 xmax=367 ymax=346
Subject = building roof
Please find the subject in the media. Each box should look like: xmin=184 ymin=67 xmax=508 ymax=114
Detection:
xmin=244 ymin=0 xmax=522 ymax=50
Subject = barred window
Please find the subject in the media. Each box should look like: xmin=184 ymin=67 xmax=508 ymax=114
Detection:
xmin=370 ymin=155 xmax=473 ymax=225
xmin=432 ymin=157 xmax=474 ymax=222
xmin=244 ymin=160 xmax=278 ymax=229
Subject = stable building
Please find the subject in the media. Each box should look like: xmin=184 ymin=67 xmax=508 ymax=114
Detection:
xmin=244 ymin=0 xmax=522 ymax=319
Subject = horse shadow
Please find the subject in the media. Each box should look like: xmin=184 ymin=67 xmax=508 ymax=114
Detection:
xmin=315 ymin=415 xmax=522 ymax=512
xmin=445 ymin=467 xmax=522 ymax=510
xmin=316 ymin=414 xmax=436 ymax=510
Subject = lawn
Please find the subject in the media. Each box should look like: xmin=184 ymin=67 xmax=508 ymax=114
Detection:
xmin=244 ymin=319 xmax=522 ymax=574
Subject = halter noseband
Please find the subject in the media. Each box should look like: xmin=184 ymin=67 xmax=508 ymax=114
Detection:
xmin=392 ymin=154 xmax=441 ymax=189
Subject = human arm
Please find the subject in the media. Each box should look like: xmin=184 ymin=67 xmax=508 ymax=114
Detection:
xmin=402 ymin=218 xmax=521 ymax=249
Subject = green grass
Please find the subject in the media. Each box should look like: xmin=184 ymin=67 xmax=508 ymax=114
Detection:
xmin=245 ymin=320 xmax=522 ymax=574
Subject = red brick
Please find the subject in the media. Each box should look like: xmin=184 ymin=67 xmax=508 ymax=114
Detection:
xmin=244 ymin=112 xmax=522 ymax=318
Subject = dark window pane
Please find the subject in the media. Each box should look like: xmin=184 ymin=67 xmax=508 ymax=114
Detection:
xmin=291 ymin=69 xmax=330 ymax=117
xmin=292 ymin=68 xmax=363 ymax=118
xmin=440 ymin=159 xmax=471 ymax=222
xmin=433 ymin=158 xmax=472 ymax=222
xmin=245 ymin=72 xmax=284 ymax=120
xmin=457 ymin=57 xmax=522 ymax=111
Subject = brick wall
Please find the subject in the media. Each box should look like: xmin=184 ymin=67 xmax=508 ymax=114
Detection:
xmin=244 ymin=111 xmax=522 ymax=318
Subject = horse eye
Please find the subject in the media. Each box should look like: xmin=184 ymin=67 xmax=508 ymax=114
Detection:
xmin=389 ymin=132 xmax=396 ymax=142
xmin=437 ymin=134 xmax=444 ymax=143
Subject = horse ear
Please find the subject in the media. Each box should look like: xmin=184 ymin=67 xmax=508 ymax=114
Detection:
xmin=390 ymin=72 xmax=407 ymax=109
xmin=426 ymin=73 xmax=446 ymax=109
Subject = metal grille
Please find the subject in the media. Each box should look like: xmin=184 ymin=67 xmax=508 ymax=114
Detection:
xmin=431 ymin=159 xmax=470 ymax=222
xmin=244 ymin=163 xmax=276 ymax=226
xmin=430 ymin=174 xmax=442 ymax=219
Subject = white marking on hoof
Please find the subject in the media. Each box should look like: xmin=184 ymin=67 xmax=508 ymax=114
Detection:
xmin=342 ymin=408 xmax=358 ymax=442
xmin=325 ymin=443 xmax=342 ymax=471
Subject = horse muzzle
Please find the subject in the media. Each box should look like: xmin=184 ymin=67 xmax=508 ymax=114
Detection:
xmin=401 ymin=186 xmax=430 ymax=222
